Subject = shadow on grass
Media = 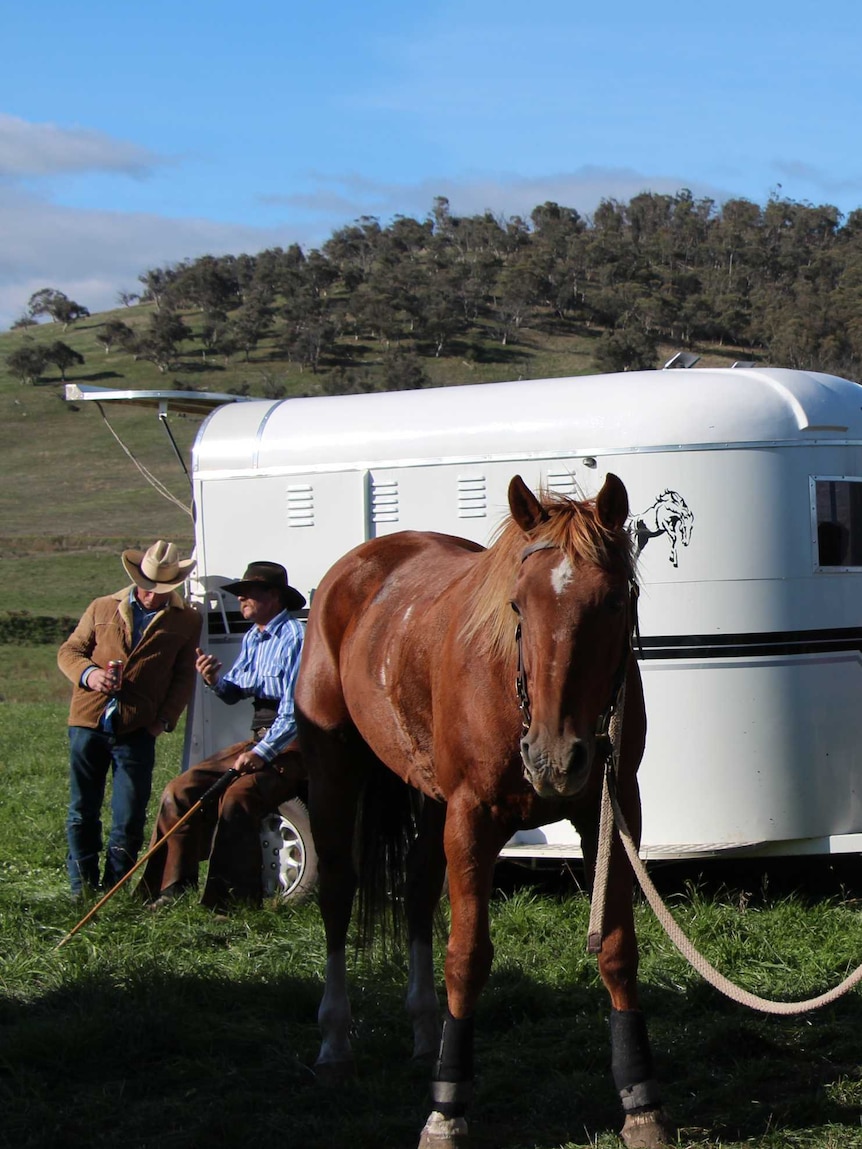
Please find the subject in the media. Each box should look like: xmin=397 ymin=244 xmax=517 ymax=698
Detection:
xmin=494 ymin=854 xmax=862 ymax=907
xmin=3 ymin=940 xmax=862 ymax=1149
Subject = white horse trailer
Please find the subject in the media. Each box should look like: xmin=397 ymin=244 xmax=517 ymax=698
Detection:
xmin=184 ymin=365 xmax=862 ymax=864
xmin=67 ymin=365 xmax=862 ymax=869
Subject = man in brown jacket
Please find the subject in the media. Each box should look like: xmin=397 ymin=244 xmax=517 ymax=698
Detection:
xmin=58 ymin=540 xmax=201 ymax=895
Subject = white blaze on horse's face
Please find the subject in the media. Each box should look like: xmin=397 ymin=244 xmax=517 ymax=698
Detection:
xmin=550 ymin=554 xmax=574 ymax=597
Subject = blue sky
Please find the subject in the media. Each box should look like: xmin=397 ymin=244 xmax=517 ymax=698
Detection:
xmin=2 ymin=0 xmax=861 ymax=328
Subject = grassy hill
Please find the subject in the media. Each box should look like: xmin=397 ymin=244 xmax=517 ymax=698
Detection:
xmin=0 ymin=298 xmax=744 ymax=625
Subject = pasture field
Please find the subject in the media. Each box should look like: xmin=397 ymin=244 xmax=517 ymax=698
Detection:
xmin=2 ymin=701 xmax=862 ymax=1147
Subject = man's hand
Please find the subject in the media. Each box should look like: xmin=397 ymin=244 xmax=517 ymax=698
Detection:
xmin=86 ymin=667 xmax=116 ymax=694
xmin=233 ymin=750 xmax=263 ymax=775
xmin=195 ymin=648 xmax=222 ymax=686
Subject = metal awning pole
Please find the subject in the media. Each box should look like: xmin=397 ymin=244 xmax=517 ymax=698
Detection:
xmin=158 ymin=400 xmax=191 ymax=489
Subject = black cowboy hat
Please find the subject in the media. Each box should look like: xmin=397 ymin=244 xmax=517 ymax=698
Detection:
xmin=222 ymin=561 xmax=306 ymax=611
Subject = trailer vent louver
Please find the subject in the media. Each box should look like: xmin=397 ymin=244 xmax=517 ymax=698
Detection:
xmin=458 ymin=475 xmax=487 ymax=518
xmin=287 ymin=484 xmax=314 ymax=527
xmin=545 ymin=469 xmax=578 ymax=497
xmin=371 ymin=478 xmax=399 ymax=523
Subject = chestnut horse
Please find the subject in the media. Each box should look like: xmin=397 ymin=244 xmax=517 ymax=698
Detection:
xmin=295 ymin=474 xmax=671 ymax=1149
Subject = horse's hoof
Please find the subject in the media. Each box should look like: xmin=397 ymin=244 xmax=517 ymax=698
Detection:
xmin=417 ymin=1111 xmax=468 ymax=1148
xmin=620 ymin=1107 xmax=674 ymax=1148
xmin=313 ymin=1058 xmax=355 ymax=1086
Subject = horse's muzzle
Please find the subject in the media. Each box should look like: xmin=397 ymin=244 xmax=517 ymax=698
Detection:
xmin=519 ymin=734 xmax=593 ymax=799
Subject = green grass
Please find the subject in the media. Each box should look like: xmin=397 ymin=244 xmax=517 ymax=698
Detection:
xmin=2 ymin=703 xmax=862 ymax=1148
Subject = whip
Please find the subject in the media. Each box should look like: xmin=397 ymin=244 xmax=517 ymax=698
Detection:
xmin=55 ymin=768 xmax=240 ymax=950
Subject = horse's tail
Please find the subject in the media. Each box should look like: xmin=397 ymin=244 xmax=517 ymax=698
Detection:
xmin=355 ymin=758 xmax=421 ymax=953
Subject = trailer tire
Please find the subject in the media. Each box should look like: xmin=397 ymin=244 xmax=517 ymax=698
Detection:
xmin=260 ymin=797 xmax=318 ymax=903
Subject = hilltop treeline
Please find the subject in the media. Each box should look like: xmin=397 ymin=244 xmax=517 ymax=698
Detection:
xmin=13 ymin=191 xmax=862 ymax=387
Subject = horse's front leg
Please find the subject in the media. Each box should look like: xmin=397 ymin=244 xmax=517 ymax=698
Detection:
xmin=406 ymin=796 xmax=447 ymax=1060
xmin=579 ymin=773 xmax=672 ymax=1149
xmin=418 ymin=797 xmax=506 ymax=1149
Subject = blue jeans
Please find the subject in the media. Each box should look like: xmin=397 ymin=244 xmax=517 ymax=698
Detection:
xmin=66 ymin=726 xmax=156 ymax=893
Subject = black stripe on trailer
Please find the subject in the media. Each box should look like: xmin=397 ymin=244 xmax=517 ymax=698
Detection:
xmin=638 ymin=627 xmax=862 ymax=660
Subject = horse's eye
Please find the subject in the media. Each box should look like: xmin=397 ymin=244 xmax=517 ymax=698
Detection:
xmin=510 ymin=601 xmax=521 ymax=615
xmin=605 ymin=592 xmax=625 ymax=613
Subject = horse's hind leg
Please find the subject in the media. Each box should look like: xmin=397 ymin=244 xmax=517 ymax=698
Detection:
xmin=405 ymin=796 xmax=447 ymax=1060
xmin=302 ymin=719 xmax=366 ymax=1080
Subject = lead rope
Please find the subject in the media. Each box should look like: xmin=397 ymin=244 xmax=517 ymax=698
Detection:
xmin=593 ymin=693 xmax=862 ymax=1015
xmin=587 ymin=681 xmax=625 ymax=954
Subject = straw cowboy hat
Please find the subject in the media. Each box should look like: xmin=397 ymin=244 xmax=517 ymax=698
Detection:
xmin=222 ymin=561 xmax=306 ymax=611
xmin=121 ymin=540 xmax=196 ymax=593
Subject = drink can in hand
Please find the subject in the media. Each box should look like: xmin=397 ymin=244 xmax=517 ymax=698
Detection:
xmin=107 ymin=660 xmax=124 ymax=692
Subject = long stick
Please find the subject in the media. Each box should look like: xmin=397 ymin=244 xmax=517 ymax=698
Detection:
xmin=55 ymin=768 xmax=240 ymax=950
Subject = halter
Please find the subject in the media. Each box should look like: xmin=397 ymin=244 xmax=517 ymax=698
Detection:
xmin=514 ymin=540 xmax=638 ymax=738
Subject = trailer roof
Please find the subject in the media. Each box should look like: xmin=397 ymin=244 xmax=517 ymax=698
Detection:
xmin=193 ymin=367 xmax=862 ymax=474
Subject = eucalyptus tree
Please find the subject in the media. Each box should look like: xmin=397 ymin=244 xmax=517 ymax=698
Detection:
xmin=136 ymin=309 xmax=192 ymax=373
xmin=97 ymin=319 xmax=135 ymax=355
xmin=137 ymin=266 xmax=179 ymax=311
xmin=44 ymin=340 xmax=85 ymax=381
xmin=27 ymin=288 xmax=89 ymax=329
xmin=171 ymin=255 xmax=240 ymax=314
xmin=6 ymin=343 xmax=48 ymax=384
xmin=227 ymin=298 xmax=273 ymax=362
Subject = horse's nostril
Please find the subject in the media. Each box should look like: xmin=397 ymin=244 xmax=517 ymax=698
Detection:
xmin=569 ymin=740 xmax=588 ymax=774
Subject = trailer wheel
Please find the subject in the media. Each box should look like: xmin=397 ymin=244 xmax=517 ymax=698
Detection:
xmin=260 ymin=797 xmax=318 ymax=902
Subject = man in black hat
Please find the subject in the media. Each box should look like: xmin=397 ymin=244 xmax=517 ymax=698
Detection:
xmin=139 ymin=561 xmax=306 ymax=910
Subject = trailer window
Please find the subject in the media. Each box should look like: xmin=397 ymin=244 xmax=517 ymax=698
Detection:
xmin=813 ymin=478 xmax=862 ymax=568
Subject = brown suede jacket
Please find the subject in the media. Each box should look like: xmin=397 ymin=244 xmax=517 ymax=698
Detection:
xmin=57 ymin=587 xmax=202 ymax=734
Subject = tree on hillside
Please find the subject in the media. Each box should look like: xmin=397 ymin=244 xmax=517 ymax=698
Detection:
xmin=137 ymin=266 xmax=179 ymax=311
xmin=10 ymin=315 xmax=37 ymax=330
xmin=136 ymin=309 xmax=192 ymax=373
xmin=97 ymin=320 xmax=135 ymax=355
xmin=592 ymin=325 xmax=658 ymax=373
xmin=171 ymin=255 xmax=241 ymax=314
xmin=227 ymin=298 xmax=273 ymax=362
xmin=280 ymin=317 xmax=339 ymax=373
xmin=323 ymin=218 xmax=383 ymax=289
xmin=200 ymin=313 xmax=235 ymax=363
xmin=6 ymin=343 xmax=48 ymax=384
xmin=27 ymin=288 xmax=90 ymax=329
xmin=117 ymin=290 xmax=139 ymax=308
xmin=380 ymin=349 xmax=430 ymax=391
xmin=44 ymin=340 xmax=85 ymax=381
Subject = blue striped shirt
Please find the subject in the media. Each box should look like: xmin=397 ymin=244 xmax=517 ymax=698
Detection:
xmin=212 ymin=610 xmax=304 ymax=762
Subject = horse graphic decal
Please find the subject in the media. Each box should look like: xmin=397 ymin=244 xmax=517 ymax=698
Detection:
xmin=630 ymin=489 xmax=694 ymax=567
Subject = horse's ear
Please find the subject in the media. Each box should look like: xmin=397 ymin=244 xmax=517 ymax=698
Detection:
xmin=508 ymin=475 xmax=549 ymax=532
xmin=596 ymin=473 xmax=629 ymax=530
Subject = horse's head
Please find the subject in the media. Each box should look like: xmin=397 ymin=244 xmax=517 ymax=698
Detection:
xmin=508 ymin=473 xmax=635 ymax=800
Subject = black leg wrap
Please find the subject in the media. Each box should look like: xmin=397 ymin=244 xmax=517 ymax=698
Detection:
xmin=430 ymin=1010 xmax=475 ymax=1118
xmin=610 ymin=1008 xmax=662 ymax=1113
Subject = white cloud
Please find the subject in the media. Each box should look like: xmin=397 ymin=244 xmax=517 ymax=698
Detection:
xmin=264 ymin=166 xmax=734 ymax=226
xmin=771 ymin=159 xmax=862 ymax=199
xmin=0 ymin=186 xmax=307 ymax=328
xmin=0 ymin=113 xmax=164 ymax=178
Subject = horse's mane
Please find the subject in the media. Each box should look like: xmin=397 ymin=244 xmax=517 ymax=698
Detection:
xmin=460 ymin=489 xmax=637 ymax=663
